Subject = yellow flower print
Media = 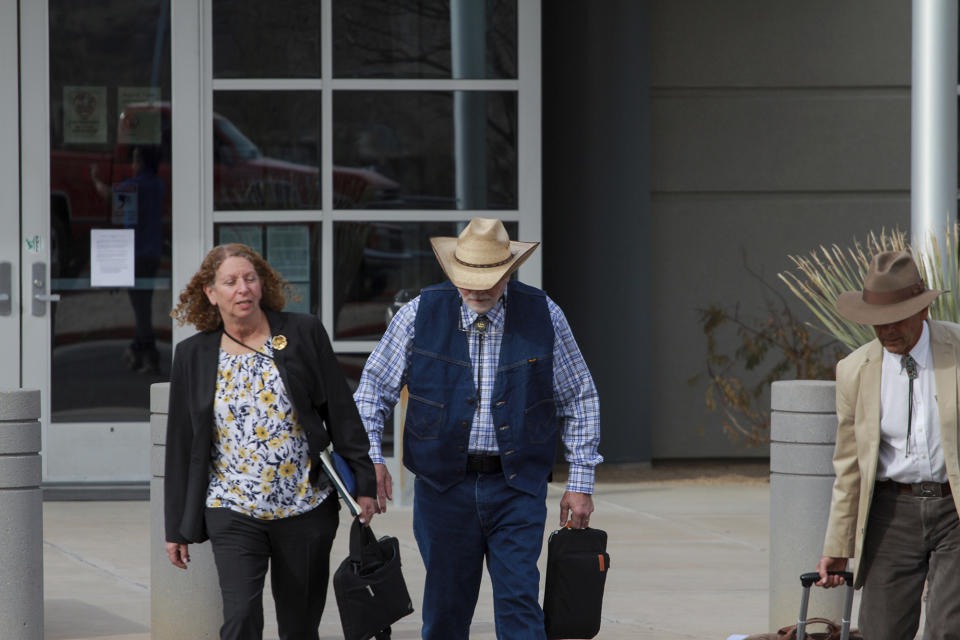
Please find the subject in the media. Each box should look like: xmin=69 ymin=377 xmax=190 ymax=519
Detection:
xmin=260 ymin=484 xmax=272 ymax=494
xmin=268 ymin=438 xmax=282 ymax=449
xmin=222 ymin=369 xmax=233 ymax=382
xmin=211 ymin=499 xmax=221 ymax=507
xmin=281 ymin=432 xmax=290 ymax=442
xmin=262 ymin=467 xmax=276 ymax=482
xmin=237 ymin=463 xmax=249 ymax=474
xmin=238 ymin=447 xmax=248 ymax=459
xmin=250 ymin=453 xmax=259 ymax=462
xmin=275 ymin=508 xmax=286 ymax=518
xmin=255 ymin=426 xmax=269 ymax=440
xmin=223 ymin=442 xmax=232 ymax=453
xmin=226 ymin=412 xmax=235 ymax=422
xmin=289 ymin=423 xmax=301 ymax=436
xmin=278 ymin=462 xmax=296 ymax=478
xmin=297 ymin=484 xmax=308 ymax=498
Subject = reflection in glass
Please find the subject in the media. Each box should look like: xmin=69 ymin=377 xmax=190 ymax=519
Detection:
xmin=213 ymin=92 xmax=321 ymax=210
xmin=49 ymin=0 xmax=172 ymax=422
xmin=334 ymin=91 xmax=517 ymax=209
xmin=213 ymin=0 xmax=321 ymax=79
xmin=333 ymin=221 xmax=517 ymax=340
xmin=333 ymin=0 xmax=517 ymax=79
xmin=214 ymin=223 xmax=321 ymax=316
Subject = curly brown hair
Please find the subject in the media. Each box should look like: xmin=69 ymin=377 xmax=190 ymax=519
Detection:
xmin=170 ymin=244 xmax=289 ymax=331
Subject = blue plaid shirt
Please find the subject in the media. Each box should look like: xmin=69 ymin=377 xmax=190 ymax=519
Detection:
xmin=354 ymin=291 xmax=603 ymax=494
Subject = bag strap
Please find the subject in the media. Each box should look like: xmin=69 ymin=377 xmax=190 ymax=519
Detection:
xmin=778 ymin=618 xmax=842 ymax=640
xmin=348 ymin=518 xmax=377 ymax=563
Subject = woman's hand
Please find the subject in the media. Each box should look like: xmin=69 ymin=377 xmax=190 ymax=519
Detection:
xmin=166 ymin=542 xmax=190 ymax=569
xmin=356 ymin=496 xmax=377 ymax=525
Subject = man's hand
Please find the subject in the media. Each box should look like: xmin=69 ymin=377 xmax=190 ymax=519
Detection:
xmin=356 ymin=496 xmax=377 ymax=525
xmin=374 ymin=463 xmax=393 ymax=513
xmin=559 ymin=491 xmax=594 ymax=529
xmin=166 ymin=542 xmax=190 ymax=570
xmin=815 ymin=556 xmax=849 ymax=588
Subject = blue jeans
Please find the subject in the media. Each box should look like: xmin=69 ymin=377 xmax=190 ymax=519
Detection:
xmin=413 ymin=472 xmax=548 ymax=640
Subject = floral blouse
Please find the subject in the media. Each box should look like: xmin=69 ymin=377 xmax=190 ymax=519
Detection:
xmin=206 ymin=340 xmax=331 ymax=519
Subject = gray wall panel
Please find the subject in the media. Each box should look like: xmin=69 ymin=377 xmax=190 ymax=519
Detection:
xmin=650 ymin=196 xmax=908 ymax=458
xmin=651 ymin=92 xmax=910 ymax=192
xmin=650 ymin=0 xmax=910 ymax=87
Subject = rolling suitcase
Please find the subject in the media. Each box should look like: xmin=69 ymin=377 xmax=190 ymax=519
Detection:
xmin=745 ymin=571 xmax=860 ymax=640
xmin=542 ymin=525 xmax=610 ymax=639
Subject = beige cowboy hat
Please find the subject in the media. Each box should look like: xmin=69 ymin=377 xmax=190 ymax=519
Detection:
xmin=836 ymin=250 xmax=944 ymax=325
xmin=430 ymin=218 xmax=539 ymax=290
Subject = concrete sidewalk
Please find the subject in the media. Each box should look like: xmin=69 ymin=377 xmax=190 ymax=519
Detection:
xmin=42 ymin=479 xmax=773 ymax=640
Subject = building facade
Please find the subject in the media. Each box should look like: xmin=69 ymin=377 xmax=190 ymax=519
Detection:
xmin=1 ymin=0 xmax=917 ymax=488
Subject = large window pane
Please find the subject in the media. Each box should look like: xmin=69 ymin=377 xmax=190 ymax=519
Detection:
xmin=213 ymin=0 xmax=321 ymax=79
xmin=214 ymin=223 xmax=321 ymax=316
xmin=333 ymin=0 xmax=517 ymax=79
xmin=213 ymin=92 xmax=321 ymax=210
xmin=333 ymin=220 xmax=517 ymax=340
xmin=49 ymin=0 xmax=172 ymax=422
xmin=333 ymin=91 xmax=517 ymax=209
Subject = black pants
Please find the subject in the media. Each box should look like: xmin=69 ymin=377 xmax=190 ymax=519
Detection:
xmin=205 ymin=498 xmax=339 ymax=640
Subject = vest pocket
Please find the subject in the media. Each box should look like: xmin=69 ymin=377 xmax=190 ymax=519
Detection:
xmin=525 ymin=397 xmax=557 ymax=443
xmin=406 ymin=393 xmax=445 ymax=440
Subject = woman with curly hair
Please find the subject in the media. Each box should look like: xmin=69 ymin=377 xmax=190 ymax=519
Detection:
xmin=163 ymin=243 xmax=377 ymax=640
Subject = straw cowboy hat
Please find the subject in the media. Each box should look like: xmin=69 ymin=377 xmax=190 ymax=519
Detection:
xmin=836 ymin=250 xmax=944 ymax=325
xmin=430 ymin=218 xmax=539 ymax=290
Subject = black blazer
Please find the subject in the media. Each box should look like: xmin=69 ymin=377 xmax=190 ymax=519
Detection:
xmin=164 ymin=310 xmax=376 ymax=543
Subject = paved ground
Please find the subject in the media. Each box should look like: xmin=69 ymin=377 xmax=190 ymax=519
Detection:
xmin=37 ymin=463 xmax=791 ymax=640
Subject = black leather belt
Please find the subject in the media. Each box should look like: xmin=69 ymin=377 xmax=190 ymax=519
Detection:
xmin=876 ymin=480 xmax=952 ymax=498
xmin=466 ymin=454 xmax=502 ymax=473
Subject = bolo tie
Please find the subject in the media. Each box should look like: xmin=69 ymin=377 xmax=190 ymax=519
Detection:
xmin=901 ymin=354 xmax=918 ymax=456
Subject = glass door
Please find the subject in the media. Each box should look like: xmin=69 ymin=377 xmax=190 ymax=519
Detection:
xmin=20 ymin=0 xmax=173 ymax=484
xmin=0 ymin=0 xmax=20 ymax=390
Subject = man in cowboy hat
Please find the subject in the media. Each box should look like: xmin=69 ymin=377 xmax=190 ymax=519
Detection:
xmin=815 ymin=250 xmax=960 ymax=639
xmin=353 ymin=217 xmax=602 ymax=640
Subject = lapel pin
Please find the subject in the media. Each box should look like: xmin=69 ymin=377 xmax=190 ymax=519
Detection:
xmin=272 ymin=335 xmax=288 ymax=351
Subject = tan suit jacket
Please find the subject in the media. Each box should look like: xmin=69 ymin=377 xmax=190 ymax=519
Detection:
xmin=823 ymin=320 xmax=960 ymax=587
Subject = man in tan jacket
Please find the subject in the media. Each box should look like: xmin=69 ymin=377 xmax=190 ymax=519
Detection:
xmin=817 ymin=251 xmax=960 ymax=639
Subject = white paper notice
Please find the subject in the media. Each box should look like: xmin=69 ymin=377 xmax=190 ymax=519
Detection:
xmin=90 ymin=229 xmax=136 ymax=287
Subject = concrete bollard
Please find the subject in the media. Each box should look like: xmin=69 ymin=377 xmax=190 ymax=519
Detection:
xmin=150 ymin=382 xmax=222 ymax=639
xmin=769 ymin=380 xmax=843 ymax=630
xmin=0 ymin=389 xmax=43 ymax=640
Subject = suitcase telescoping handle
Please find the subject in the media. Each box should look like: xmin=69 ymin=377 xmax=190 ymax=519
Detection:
xmin=796 ymin=572 xmax=854 ymax=640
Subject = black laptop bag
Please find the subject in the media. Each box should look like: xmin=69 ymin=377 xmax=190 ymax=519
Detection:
xmin=542 ymin=525 xmax=610 ymax=639
xmin=333 ymin=519 xmax=414 ymax=640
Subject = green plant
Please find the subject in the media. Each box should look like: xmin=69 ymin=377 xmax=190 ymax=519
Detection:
xmin=779 ymin=225 xmax=960 ymax=352
xmin=692 ymin=257 xmax=843 ymax=445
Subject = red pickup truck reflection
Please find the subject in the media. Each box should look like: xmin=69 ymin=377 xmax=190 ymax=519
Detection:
xmin=50 ymin=102 xmax=399 ymax=277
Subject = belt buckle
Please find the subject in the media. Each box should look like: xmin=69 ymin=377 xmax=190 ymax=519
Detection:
xmin=918 ymin=482 xmax=941 ymax=498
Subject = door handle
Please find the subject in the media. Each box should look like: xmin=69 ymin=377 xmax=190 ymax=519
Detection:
xmin=0 ymin=262 xmax=10 ymax=316
xmin=32 ymin=262 xmax=61 ymax=316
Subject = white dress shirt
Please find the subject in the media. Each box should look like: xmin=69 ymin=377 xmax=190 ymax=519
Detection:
xmin=877 ymin=320 xmax=948 ymax=483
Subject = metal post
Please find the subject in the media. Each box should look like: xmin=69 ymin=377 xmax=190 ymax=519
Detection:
xmin=911 ymin=0 xmax=957 ymax=262
xmin=451 ymin=0 xmax=488 ymax=210
xmin=150 ymin=382 xmax=222 ymax=639
xmin=769 ymin=381 xmax=845 ymax=630
xmin=0 ymin=389 xmax=43 ymax=639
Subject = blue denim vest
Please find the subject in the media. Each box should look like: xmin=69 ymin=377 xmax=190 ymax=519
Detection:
xmin=405 ymin=280 xmax=557 ymax=495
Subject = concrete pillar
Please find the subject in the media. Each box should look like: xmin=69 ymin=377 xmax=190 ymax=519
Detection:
xmin=0 ymin=389 xmax=43 ymax=640
xmin=150 ymin=382 xmax=222 ymax=639
xmin=769 ymin=380 xmax=843 ymax=630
